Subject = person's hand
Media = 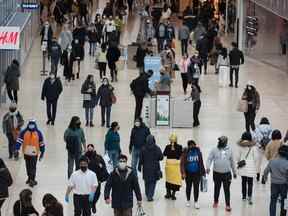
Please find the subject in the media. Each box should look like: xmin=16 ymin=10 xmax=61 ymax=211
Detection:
xmin=89 ymin=192 xmax=95 ymax=202
xmin=137 ymin=201 xmax=142 ymax=206
xmin=181 ymin=174 xmax=186 ymax=180
xmin=233 ymin=174 xmax=237 ymax=179
xmin=65 ymin=195 xmax=69 ymax=203
xmin=105 ymin=198 xmax=111 ymax=204
xmin=39 ymin=155 xmax=43 ymax=162
xmin=206 ymin=168 xmax=210 ymax=174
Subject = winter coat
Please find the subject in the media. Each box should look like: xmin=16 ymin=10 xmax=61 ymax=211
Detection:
xmin=265 ymin=140 xmax=283 ymax=161
xmin=85 ymin=151 xmax=108 ymax=182
xmin=2 ymin=111 xmax=24 ymax=135
xmin=166 ymin=25 xmax=175 ymax=40
xmin=242 ymin=89 xmax=261 ymax=111
xmin=41 ymin=77 xmax=63 ymax=102
xmin=180 ymin=147 xmax=205 ymax=177
xmin=81 ymin=80 xmax=97 ymax=108
xmin=196 ymin=36 xmax=209 ymax=56
xmin=144 ymin=24 xmax=155 ymax=41
xmin=129 ymin=123 xmax=150 ymax=152
xmin=138 ymin=136 xmax=163 ymax=182
xmin=194 ymin=25 xmax=206 ymax=42
xmin=0 ymin=167 xmax=13 ymax=199
xmin=72 ymin=42 xmax=84 ymax=61
xmin=40 ymin=26 xmax=53 ymax=44
xmin=61 ymin=50 xmax=74 ymax=79
xmin=88 ymin=30 xmax=98 ymax=43
xmin=135 ymin=47 xmax=147 ymax=68
xmin=58 ymin=30 xmax=73 ymax=50
xmin=236 ymin=140 xmax=257 ymax=178
xmin=104 ymin=167 xmax=142 ymax=209
xmin=106 ymin=47 xmax=121 ymax=64
xmin=130 ymin=74 xmax=151 ymax=97
xmin=187 ymin=57 xmax=201 ymax=81
xmin=178 ymin=25 xmax=190 ymax=40
xmin=4 ymin=62 xmax=20 ymax=91
xmin=229 ymin=47 xmax=244 ymax=66
xmin=13 ymin=200 xmax=39 ymax=216
xmin=95 ymin=84 xmax=114 ymax=107
xmin=104 ymin=129 xmax=121 ymax=152
xmin=72 ymin=27 xmax=87 ymax=47
xmin=64 ymin=127 xmax=86 ymax=154
xmin=252 ymin=124 xmax=273 ymax=148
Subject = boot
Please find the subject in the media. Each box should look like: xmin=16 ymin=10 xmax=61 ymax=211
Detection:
xmin=256 ymin=173 xmax=260 ymax=182
xmin=76 ymin=73 xmax=79 ymax=79
xmin=164 ymin=189 xmax=171 ymax=199
xmin=90 ymin=121 xmax=94 ymax=127
xmin=85 ymin=121 xmax=89 ymax=127
xmin=171 ymin=191 xmax=176 ymax=200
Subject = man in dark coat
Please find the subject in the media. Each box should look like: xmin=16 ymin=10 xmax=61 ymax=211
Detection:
xmin=50 ymin=38 xmax=62 ymax=75
xmin=129 ymin=118 xmax=151 ymax=175
xmin=4 ymin=60 xmax=20 ymax=104
xmin=61 ymin=46 xmax=74 ymax=81
xmin=41 ymin=72 xmax=63 ymax=125
xmin=72 ymin=39 xmax=85 ymax=79
xmin=134 ymin=44 xmax=147 ymax=74
xmin=229 ymin=42 xmax=244 ymax=88
xmin=196 ymin=34 xmax=209 ymax=74
xmin=138 ymin=135 xmax=163 ymax=201
xmin=130 ymin=70 xmax=153 ymax=120
xmin=106 ymin=45 xmax=121 ymax=82
xmin=104 ymin=154 xmax=142 ymax=216
xmin=40 ymin=21 xmax=53 ymax=58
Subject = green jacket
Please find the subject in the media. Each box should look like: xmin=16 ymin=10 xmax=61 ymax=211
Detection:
xmin=64 ymin=128 xmax=86 ymax=152
xmin=105 ymin=129 xmax=120 ymax=151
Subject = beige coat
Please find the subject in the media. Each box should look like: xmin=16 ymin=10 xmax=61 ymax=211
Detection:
xmin=265 ymin=140 xmax=283 ymax=161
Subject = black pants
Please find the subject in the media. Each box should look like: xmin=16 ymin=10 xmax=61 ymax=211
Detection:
xmin=193 ymin=100 xmax=201 ymax=126
xmin=7 ymin=89 xmax=18 ymax=103
xmin=181 ymin=73 xmax=188 ymax=93
xmin=185 ymin=172 xmax=200 ymax=202
xmin=46 ymin=100 xmax=58 ymax=122
xmin=181 ymin=39 xmax=188 ymax=56
xmin=98 ymin=62 xmax=107 ymax=79
xmin=6 ymin=133 xmax=15 ymax=158
xmin=24 ymin=155 xmax=38 ymax=181
xmin=213 ymin=172 xmax=231 ymax=206
xmin=230 ymin=67 xmax=239 ymax=86
xmin=281 ymin=43 xmax=286 ymax=55
xmin=241 ymin=176 xmax=253 ymax=199
xmin=134 ymin=96 xmax=144 ymax=120
xmin=244 ymin=105 xmax=256 ymax=132
xmin=191 ymin=78 xmax=201 ymax=92
xmin=108 ymin=62 xmax=117 ymax=81
xmin=73 ymin=194 xmax=91 ymax=216
xmin=199 ymin=55 xmax=208 ymax=74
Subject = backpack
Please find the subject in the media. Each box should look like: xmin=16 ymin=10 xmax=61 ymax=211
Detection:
xmin=158 ymin=24 xmax=166 ymax=38
xmin=66 ymin=134 xmax=80 ymax=155
xmin=186 ymin=149 xmax=200 ymax=173
xmin=260 ymin=131 xmax=271 ymax=150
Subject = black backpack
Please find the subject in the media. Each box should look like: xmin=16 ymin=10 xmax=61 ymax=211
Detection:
xmin=66 ymin=134 xmax=80 ymax=155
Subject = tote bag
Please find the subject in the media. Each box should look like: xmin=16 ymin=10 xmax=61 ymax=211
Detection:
xmin=237 ymin=99 xmax=248 ymax=113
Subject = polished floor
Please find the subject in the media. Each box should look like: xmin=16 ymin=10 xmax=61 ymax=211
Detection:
xmin=1 ymin=10 xmax=288 ymax=216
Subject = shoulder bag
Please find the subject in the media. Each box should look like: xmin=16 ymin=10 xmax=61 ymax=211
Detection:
xmin=237 ymin=147 xmax=252 ymax=169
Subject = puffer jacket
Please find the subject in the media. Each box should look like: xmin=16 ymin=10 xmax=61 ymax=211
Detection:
xmin=236 ymin=140 xmax=257 ymax=178
xmin=252 ymin=124 xmax=272 ymax=148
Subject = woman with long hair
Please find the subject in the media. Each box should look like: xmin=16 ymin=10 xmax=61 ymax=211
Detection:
xmin=217 ymin=47 xmax=230 ymax=87
xmin=42 ymin=193 xmax=63 ymax=216
xmin=13 ymin=189 xmax=39 ymax=216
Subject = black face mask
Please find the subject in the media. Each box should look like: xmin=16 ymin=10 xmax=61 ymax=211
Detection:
xmin=80 ymin=166 xmax=88 ymax=172
xmin=9 ymin=108 xmax=17 ymax=113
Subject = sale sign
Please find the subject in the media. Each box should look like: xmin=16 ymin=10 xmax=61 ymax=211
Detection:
xmin=0 ymin=27 xmax=20 ymax=50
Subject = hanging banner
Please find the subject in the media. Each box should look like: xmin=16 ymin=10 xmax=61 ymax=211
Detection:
xmin=0 ymin=27 xmax=21 ymax=50
xmin=144 ymin=56 xmax=161 ymax=90
xmin=156 ymin=94 xmax=170 ymax=126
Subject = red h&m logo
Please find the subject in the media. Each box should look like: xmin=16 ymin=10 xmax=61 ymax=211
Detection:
xmin=0 ymin=27 xmax=20 ymax=50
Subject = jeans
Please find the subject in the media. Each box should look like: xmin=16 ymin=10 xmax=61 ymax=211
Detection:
xmin=7 ymin=89 xmax=18 ymax=103
xmin=85 ymin=108 xmax=94 ymax=123
xmin=6 ymin=133 xmax=15 ymax=158
xmin=51 ymin=58 xmax=59 ymax=75
xmin=244 ymin=105 xmax=256 ymax=132
xmin=181 ymin=73 xmax=188 ymax=93
xmin=46 ymin=100 xmax=58 ymax=122
xmin=101 ymin=106 xmax=111 ymax=127
xmin=145 ymin=180 xmax=157 ymax=200
xmin=134 ymin=96 xmax=144 ymax=120
xmin=68 ymin=152 xmax=81 ymax=179
xmin=213 ymin=172 xmax=232 ymax=206
xmin=24 ymin=155 xmax=38 ymax=181
xmin=185 ymin=172 xmax=201 ymax=202
xmin=230 ymin=67 xmax=239 ymax=86
xmin=241 ymin=176 xmax=253 ymax=199
xmin=181 ymin=39 xmax=188 ymax=55
xmin=108 ymin=150 xmax=119 ymax=168
xmin=98 ymin=62 xmax=107 ymax=79
xmin=270 ymin=183 xmax=288 ymax=216
xmin=131 ymin=148 xmax=141 ymax=175
xmin=193 ymin=100 xmax=201 ymax=126
xmin=114 ymin=208 xmax=132 ymax=216
xmin=73 ymin=194 xmax=91 ymax=216
xmin=89 ymin=42 xmax=97 ymax=56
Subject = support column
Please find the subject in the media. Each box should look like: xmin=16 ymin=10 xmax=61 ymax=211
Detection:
xmin=237 ymin=0 xmax=244 ymax=50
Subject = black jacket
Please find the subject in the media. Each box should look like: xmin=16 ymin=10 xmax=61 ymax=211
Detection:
xmin=229 ymin=48 xmax=244 ymax=66
xmin=104 ymin=167 xmax=142 ymax=209
xmin=13 ymin=200 xmax=39 ymax=216
xmin=85 ymin=151 xmax=109 ymax=182
xmin=96 ymin=84 xmax=114 ymax=107
xmin=196 ymin=36 xmax=209 ymax=56
xmin=135 ymin=47 xmax=147 ymax=68
xmin=0 ymin=167 xmax=13 ymax=199
xmin=129 ymin=123 xmax=150 ymax=152
xmin=130 ymin=74 xmax=151 ymax=97
xmin=41 ymin=77 xmax=63 ymax=102
xmin=72 ymin=27 xmax=87 ymax=47
xmin=138 ymin=136 xmax=163 ymax=182
xmin=61 ymin=50 xmax=74 ymax=78
xmin=72 ymin=42 xmax=84 ymax=61
xmin=106 ymin=47 xmax=121 ymax=63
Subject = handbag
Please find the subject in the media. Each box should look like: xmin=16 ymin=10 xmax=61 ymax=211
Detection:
xmin=237 ymin=99 xmax=248 ymax=113
xmin=135 ymin=206 xmax=146 ymax=216
xmin=111 ymin=92 xmax=117 ymax=104
xmin=200 ymin=176 xmax=208 ymax=192
xmin=237 ymin=147 xmax=252 ymax=169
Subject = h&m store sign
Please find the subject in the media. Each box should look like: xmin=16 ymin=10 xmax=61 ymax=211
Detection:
xmin=0 ymin=27 xmax=20 ymax=50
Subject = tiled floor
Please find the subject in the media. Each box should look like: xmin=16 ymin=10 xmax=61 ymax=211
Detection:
xmin=1 ymin=9 xmax=288 ymax=216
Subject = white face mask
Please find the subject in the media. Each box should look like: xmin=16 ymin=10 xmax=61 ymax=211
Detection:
xmin=50 ymin=75 xmax=55 ymax=79
xmin=28 ymin=125 xmax=35 ymax=130
xmin=103 ymin=81 xmax=108 ymax=85
xmin=135 ymin=122 xmax=141 ymax=127
xmin=118 ymin=162 xmax=127 ymax=170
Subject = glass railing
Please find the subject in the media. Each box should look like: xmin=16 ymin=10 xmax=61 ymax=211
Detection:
xmin=0 ymin=0 xmax=20 ymax=25
xmin=250 ymin=0 xmax=288 ymax=20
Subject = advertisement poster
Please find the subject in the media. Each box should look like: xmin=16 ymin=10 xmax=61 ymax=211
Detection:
xmin=144 ymin=56 xmax=161 ymax=90
xmin=0 ymin=27 xmax=20 ymax=50
xmin=156 ymin=94 xmax=170 ymax=126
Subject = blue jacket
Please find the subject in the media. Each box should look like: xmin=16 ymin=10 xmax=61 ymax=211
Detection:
xmin=105 ymin=129 xmax=120 ymax=151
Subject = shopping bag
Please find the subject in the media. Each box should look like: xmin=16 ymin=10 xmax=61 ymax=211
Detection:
xmin=135 ymin=206 xmax=146 ymax=216
xmin=200 ymin=176 xmax=208 ymax=192
xmin=237 ymin=99 xmax=248 ymax=113
xmin=103 ymin=153 xmax=114 ymax=174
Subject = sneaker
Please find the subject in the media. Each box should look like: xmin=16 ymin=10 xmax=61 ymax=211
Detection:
xmin=229 ymin=84 xmax=233 ymax=87
xmin=186 ymin=201 xmax=191 ymax=207
xmin=164 ymin=194 xmax=171 ymax=199
xmin=242 ymin=197 xmax=246 ymax=201
xmin=225 ymin=206 xmax=232 ymax=212
xmin=248 ymin=197 xmax=253 ymax=205
xmin=194 ymin=202 xmax=200 ymax=209
xmin=213 ymin=202 xmax=218 ymax=208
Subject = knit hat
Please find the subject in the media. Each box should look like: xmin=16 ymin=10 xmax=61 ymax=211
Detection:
xmin=241 ymin=131 xmax=252 ymax=141
xmin=218 ymin=136 xmax=228 ymax=145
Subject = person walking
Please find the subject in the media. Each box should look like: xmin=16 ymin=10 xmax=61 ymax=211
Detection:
xmin=50 ymin=38 xmax=62 ymax=75
xmin=138 ymin=135 xmax=163 ymax=201
xmin=4 ymin=59 xmax=20 ymax=103
xmin=156 ymin=21 xmax=167 ymax=52
xmin=196 ymin=34 xmax=209 ymax=74
xmin=40 ymin=21 xmax=53 ymax=58
xmin=64 ymin=116 xmax=86 ymax=179
xmin=0 ymin=158 xmax=13 ymax=216
xmin=265 ymin=129 xmax=283 ymax=161
xmin=130 ymin=70 xmax=153 ymax=120
xmin=106 ymin=44 xmax=121 ymax=82
xmin=13 ymin=189 xmax=39 ymax=216
xmin=179 ymin=53 xmax=190 ymax=94
xmin=42 ymin=193 xmax=63 ymax=216
xmin=252 ymin=117 xmax=272 ymax=181
xmin=129 ymin=118 xmax=151 ymax=175
xmin=15 ymin=120 xmax=45 ymax=187
xmin=241 ymin=81 xmax=260 ymax=132
xmin=180 ymin=140 xmax=205 ymax=209
xmin=163 ymin=133 xmax=183 ymax=200
xmin=236 ymin=132 xmax=257 ymax=205
xmin=190 ymin=83 xmax=201 ymax=127
xmin=2 ymin=103 xmax=24 ymax=159
xmin=72 ymin=39 xmax=85 ymax=79
xmin=104 ymin=154 xmax=143 ymax=216
xmin=217 ymin=47 xmax=230 ymax=87
xmin=187 ymin=52 xmax=202 ymax=92
xmin=58 ymin=24 xmax=73 ymax=51
xmin=262 ymin=145 xmax=288 ymax=216
xmin=97 ymin=44 xmax=108 ymax=79
xmin=41 ymin=72 xmax=63 ymax=126
xmin=134 ymin=43 xmax=147 ymax=74
xmin=95 ymin=77 xmax=114 ymax=128
xmin=206 ymin=136 xmax=237 ymax=212
xmin=229 ymin=42 xmax=244 ymax=88
xmin=65 ymin=156 xmax=98 ymax=216
xmin=61 ymin=45 xmax=75 ymax=82
xmin=105 ymin=122 xmax=121 ymax=168
xmin=87 ymin=25 xmax=98 ymax=56
xmin=178 ymin=22 xmax=190 ymax=56
xmin=81 ymin=75 xmax=97 ymax=127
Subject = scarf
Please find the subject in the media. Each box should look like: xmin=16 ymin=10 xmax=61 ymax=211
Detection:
xmin=10 ymin=111 xmax=18 ymax=129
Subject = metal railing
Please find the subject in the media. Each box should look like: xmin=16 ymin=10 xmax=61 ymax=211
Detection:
xmin=250 ymin=0 xmax=288 ymax=20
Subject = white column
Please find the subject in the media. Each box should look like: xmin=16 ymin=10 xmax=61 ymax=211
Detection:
xmin=237 ymin=0 xmax=244 ymax=50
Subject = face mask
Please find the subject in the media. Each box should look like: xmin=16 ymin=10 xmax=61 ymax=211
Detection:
xmin=76 ymin=122 xmax=81 ymax=128
xmin=118 ymin=162 xmax=127 ymax=170
xmin=135 ymin=122 xmax=140 ymax=127
xmin=9 ymin=108 xmax=17 ymax=113
xmin=248 ymin=86 xmax=252 ymax=90
xmin=80 ymin=166 xmax=88 ymax=172
xmin=50 ymin=75 xmax=55 ymax=79
xmin=28 ymin=124 xmax=35 ymax=130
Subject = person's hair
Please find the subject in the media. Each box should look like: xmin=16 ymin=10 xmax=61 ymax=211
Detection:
xmin=68 ymin=116 xmax=80 ymax=130
xmin=241 ymin=131 xmax=252 ymax=141
xmin=221 ymin=47 xmax=228 ymax=59
xmin=244 ymin=84 xmax=256 ymax=93
xmin=187 ymin=140 xmax=196 ymax=147
xmin=12 ymin=59 xmax=19 ymax=67
xmin=231 ymin=42 xmax=237 ymax=48
xmin=135 ymin=117 xmax=143 ymax=123
xmin=271 ymin=129 xmax=282 ymax=140
xmin=42 ymin=193 xmax=58 ymax=208
xmin=102 ymin=77 xmax=109 ymax=84
xmin=163 ymin=3 xmax=168 ymax=11
xmin=86 ymin=74 xmax=94 ymax=82
xmin=111 ymin=121 xmax=119 ymax=130
xmin=19 ymin=189 xmax=33 ymax=208
xmin=79 ymin=155 xmax=89 ymax=163
xmin=118 ymin=154 xmax=128 ymax=161
xmin=259 ymin=117 xmax=270 ymax=125
xmin=278 ymin=145 xmax=288 ymax=158
xmin=101 ymin=43 xmax=107 ymax=51
xmin=87 ymin=144 xmax=94 ymax=149
xmin=0 ymin=158 xmax=6 ymax=169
